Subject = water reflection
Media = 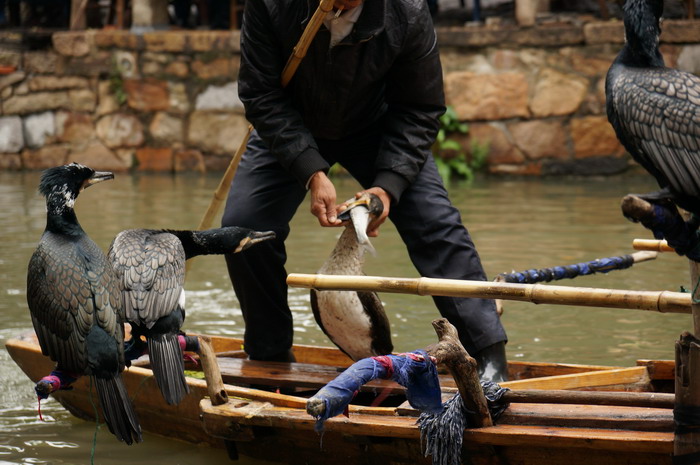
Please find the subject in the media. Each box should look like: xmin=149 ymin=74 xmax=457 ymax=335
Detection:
xmin=0 ymin=171 xmax=692 ymax=464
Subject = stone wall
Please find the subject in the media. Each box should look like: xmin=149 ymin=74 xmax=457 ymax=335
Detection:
xmin=0 ymin=18 xmax=698 ymax=175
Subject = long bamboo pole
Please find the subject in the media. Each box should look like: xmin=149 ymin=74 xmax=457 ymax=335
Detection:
xmin=286 ymin=273 xmax=692 ymax=314
xmin=194 ymin=0 xmax=335 ymax=234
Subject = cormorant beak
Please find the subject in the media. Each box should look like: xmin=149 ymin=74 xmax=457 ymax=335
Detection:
xmin=235 ymin=230 xmax=277 ymax=253
xmin=82 ymin=171 xmax=115 ymax=191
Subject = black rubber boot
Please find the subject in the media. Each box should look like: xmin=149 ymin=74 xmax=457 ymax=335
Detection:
xmin=473 ymin=341 xmax=508 ymax=383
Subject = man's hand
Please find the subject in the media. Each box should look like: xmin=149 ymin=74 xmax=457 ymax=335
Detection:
xmin=349 ymin=187 xmax=391 ymax=237
xmin=308 ymin=171 xmax=342 ymax=227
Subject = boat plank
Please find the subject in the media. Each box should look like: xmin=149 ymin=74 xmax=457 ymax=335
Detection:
xmin=501 ymin=366 xmax=651 ymax=390
xmin=200 ymin=398 xmax=673 ymax=454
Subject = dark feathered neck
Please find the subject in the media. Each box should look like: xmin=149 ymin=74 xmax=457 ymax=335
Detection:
xmin=164 ymin=227 xmax=245 ymax=259
xmin=44 ymin=192 xmax=84 ymax=236
xmin=619 ymin=0 xmax=665 ymax=68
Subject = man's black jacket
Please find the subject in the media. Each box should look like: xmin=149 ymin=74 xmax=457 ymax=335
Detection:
xmin=238 ymin=0 xmax=446 ymax=201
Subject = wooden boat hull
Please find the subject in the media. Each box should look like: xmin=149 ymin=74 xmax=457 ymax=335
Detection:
xmin=6 ymin=332 xmax=676 ymax=464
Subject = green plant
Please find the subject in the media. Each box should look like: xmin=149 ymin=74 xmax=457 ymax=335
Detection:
xmin=109 ymin=59 xmax=128 ymax=105
xmin=432 ymin=106 xmax=488 ymax=185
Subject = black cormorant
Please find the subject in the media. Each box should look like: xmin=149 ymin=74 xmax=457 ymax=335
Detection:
xmin=27 ymin=163 xmax=142 ymax=445
xmin=606 ymin=0 xmax=700 ymax=252
xmin=108 ymin=227 xmax=276 ymax=405
xmin=310 ymin=193 xmax=393 ymax=360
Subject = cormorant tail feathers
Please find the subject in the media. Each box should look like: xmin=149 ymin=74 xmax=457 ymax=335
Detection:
xmin=147 ymin=333 xmax=189 ymax=405
xmin=94 ymin=375 xmax=142 ymax=445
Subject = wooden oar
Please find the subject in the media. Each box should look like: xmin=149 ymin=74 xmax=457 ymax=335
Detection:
xmin=633 ymin=238 xmax=675 ymax=253
xmin=286 ymin=273 xmax=692 ymax=314
xmin=194 ymin=0 xmax=335 ymax=235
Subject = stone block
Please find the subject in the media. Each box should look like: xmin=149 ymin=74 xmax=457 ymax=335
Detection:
xmin=488 ymin=162 xmax=542 ymax=176
xmin=24 ymin=111 xmax=56 ymax=148
xmin=135 ymin=147 xmax=173 ymax=171
xmin=0 ymin=153 xmax=22 ymax=170
xmin=23 ymin=51 xmax=59 ymax=74
xmin=55 ymin=111 xmax=95 ymax=142
xmin=3 ymin=92 xmax=69 ymax=115
xmin=188 ymin=31 xmax=234 ymax=52
xmin=97 ymin=81 xmax=121 ymax=116
xmin=583 ymin=21 xmax=624 ymax=45
xmin=0 ymin=116 xmax=24 ymax=152
xmin=661 ymin=20 xmax=700 ymax=43
xmin=677 ymin=44 xmax=700 ymax=75
xmin=468 ymin=122 xmax=526 ymax=165
xmin=188 ymin=111 xmax=249 ymax=154
xmin=530 ymin=68 xmax=589 ymax=117
xmin=53 ymin=31 xmax=93 ymax=57
xmin=571 ymin=116 xmax=624 ymax=158
xmin=143 ymin=32 xmax=187 ymax=52
xmin=445 ymin=71 xmax=529 ymax=121
xmin=165 ymin=60 xmax=190 ymax=78
xmin=192 ymin=57 xmax=238 ymax=80
xmin=96 ymin=113 xmax=145 ymax=148
xmin=149 ymin=112 xmax=183 ymax=143
xmin=69 ymin=141 xmax=131 ymax=171
xmin=22 ymin=145 xmax=69 ymax=170
xmin=27 ymin=76 xmax=90 ymax=92
xmin=512 ymin=25 xmax=584 ymax=47
xmin=509 ymin=120 xmax=568 ymax=160
xmin=124 ymin=78 xmax=169 ymax=111
xmin=0 ymin=71 xmax=25 ymax=93
xmin=195 ymin=82 xmax=243 ymax=111
xmin=174 ymin=148 xmax=205 ymax=172
xmin=168 ymin=82 xmax=190 ymax=114
xmin=68 ymin=89 xmax=97 ymax=112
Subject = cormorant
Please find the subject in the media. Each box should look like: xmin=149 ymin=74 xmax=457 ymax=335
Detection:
xmin=311 ymin=193 xmax=393 ymax=360
xmin=108 ymin=227 xmax=276 ymax=405
xmin=606 ymin=0 xmax=700 ymax=256
xmin=27 ymin=163 xmax=142 ymax=445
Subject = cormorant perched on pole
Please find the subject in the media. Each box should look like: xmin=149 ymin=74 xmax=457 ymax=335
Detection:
xmin=27 ymin=163 xmax=142 ymax=445
xmin=606 ymin=0 xmax=700 ymax=258
xmin=108 ymin=227 xmax=276 ymax=405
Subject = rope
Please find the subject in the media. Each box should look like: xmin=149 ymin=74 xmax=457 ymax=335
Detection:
xmin=88 ymin=377 xmax=99 ymax=465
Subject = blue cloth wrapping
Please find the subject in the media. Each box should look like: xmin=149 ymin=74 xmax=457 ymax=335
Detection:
xmin=309 ymin=350 xmax=442 ymax=432
xmin=499 ymin=254 xmax=634 ymax=284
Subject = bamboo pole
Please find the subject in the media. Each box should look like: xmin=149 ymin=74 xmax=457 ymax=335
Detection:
xmin=194 ymin=0 xmax=335 ymax=235
xmin=633 ymin=238 xmax=675 ymax=253
xmin=286 ymin=273 xmax=692 ymax=314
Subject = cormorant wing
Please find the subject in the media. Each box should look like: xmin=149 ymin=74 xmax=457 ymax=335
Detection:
xmin=610 ymin=66 xmax=700 ymax=199
xmin=27 ymin=233 xmax=123 ymax=374
xmin=109 ymin=230 xmax=185 ymax=328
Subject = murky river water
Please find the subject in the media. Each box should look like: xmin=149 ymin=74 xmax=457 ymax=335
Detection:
xmin=0 ymin=170 xmax=692 ymax=464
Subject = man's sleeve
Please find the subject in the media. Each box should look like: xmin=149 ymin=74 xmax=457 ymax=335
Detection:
xmin=238 ymin=1 xmax=330 ymax=187
xmin=374 ymin=1 xmax=446 ymax=202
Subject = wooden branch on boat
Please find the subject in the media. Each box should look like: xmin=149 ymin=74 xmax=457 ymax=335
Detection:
xmin=287 ymin=274 xmax=691 ymax=314
xmin=633 ymin=238 xmax=675 ymax=253
xmin=425 ymin=318 xmax=492 ymax=428
xmin=198 ymin=335 xmax=229 ymax=406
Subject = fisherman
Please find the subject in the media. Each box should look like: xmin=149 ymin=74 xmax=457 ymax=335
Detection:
xmin=221 ymin=0 xmax=509 ymax=382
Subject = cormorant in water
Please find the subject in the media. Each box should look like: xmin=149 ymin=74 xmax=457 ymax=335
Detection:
xmin=606 ymin=0 xmax=700 ymax=257
xmin=109 ymin=227 xmax=276 ymax=405
xmin=27 ymin=163 xmax=142 ymax=445
xmin=311 ymin=192 xmax=393 ymax=360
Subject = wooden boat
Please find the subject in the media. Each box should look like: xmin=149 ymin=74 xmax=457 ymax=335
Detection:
xmin=6 ymin=328 xmax=678 ymax=465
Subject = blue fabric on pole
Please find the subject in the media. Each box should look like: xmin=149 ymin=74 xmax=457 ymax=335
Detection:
xmin=308 ymin=350 xmax=442 ymax=432
xmin=500 ymin=254 xmax=634 ymax=284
